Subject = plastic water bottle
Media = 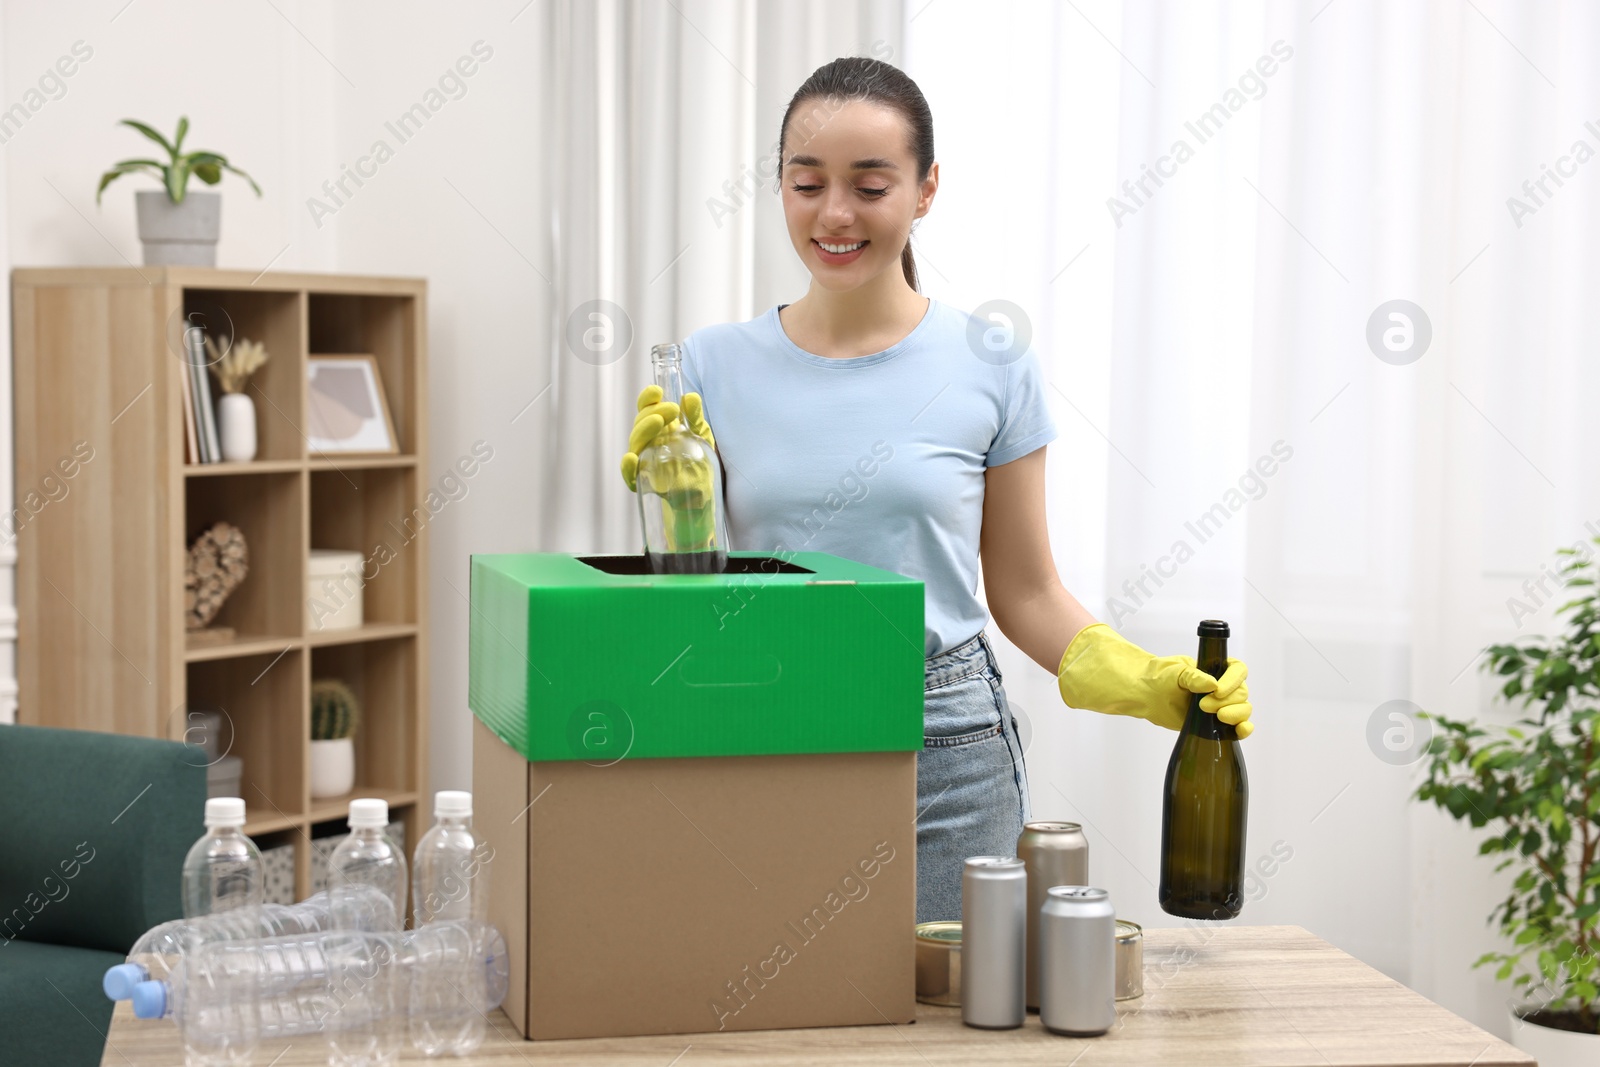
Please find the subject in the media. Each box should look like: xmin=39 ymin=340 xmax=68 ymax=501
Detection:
xmin=127 ymin=922 xmax=509 ymax=1049
xmin=329 ymin=799 xmax=407 ymax=932
xmin=322 ymin=930 xmax=405 ymax=1066
xmin=412 ymin=790 xmax=488 ymax=925
xmin=181 ymin=798 xmax=263 ymax=919
xmin=104 ymin=887 xmax=398 ymax=1000
xmin=328 ymin=799 xmax=407 ymax=1065
xmin=411 ymin=791 xmax=491 ymax=1055
xmin=409 ymin=912 xmax=495 ymax=1055
xmin=132 ymin=931 xmax=336 ymax=1041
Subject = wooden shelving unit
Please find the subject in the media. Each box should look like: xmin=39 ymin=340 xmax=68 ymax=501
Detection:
xmin=12 ymin=267 xmax=429 ymax=901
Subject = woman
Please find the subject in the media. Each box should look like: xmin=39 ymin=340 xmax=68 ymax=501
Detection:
xmin=621 ymin=57 xmax=1254 ymax=924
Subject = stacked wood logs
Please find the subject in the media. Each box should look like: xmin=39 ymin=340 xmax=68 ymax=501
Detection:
xmin=186 ymin=521 xmax=248 ymax=630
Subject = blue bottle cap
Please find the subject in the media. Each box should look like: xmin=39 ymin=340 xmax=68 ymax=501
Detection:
xmin=103 ymin=962 xmax=149 ymax=1001
xmin=131 ymin=980 xmax=167 ymax=1019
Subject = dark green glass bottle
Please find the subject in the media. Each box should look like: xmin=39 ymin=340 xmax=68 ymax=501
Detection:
xmin=1159 ymin=619 xmax=1248 ymax=920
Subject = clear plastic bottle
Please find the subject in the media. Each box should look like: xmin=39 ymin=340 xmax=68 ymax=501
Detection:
xmin=410 ymin=791 xmax=491 ymax=1054
xmin=181 ymin=797 xmax=263 ymax=919
xmin=412 ymin=790 xmax=487 ymax=925
xmin=327 ymin=798 xmax=408 ymax=1065
xmin=328 ymin=798 xmax=407 ymax=932
xmin=127 ymin=921 xmax=509 ymax=1049
xmin=407 ymin=920 xmax=508 ymax=1056
xmin=104 ymin=886 xmax=398 ymax=1000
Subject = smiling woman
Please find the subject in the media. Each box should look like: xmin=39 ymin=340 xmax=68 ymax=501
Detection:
xmin=621 ymin=55 xmax=1254 ymax=927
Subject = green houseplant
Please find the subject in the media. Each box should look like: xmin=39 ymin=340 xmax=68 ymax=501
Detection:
xmin=96 ymin=116 xmax=261 ymax=267
xmin=1416 ymin=538 xmax=1600 ymax=1059
xmin=310 ymin=679 xmax=361 ymax=800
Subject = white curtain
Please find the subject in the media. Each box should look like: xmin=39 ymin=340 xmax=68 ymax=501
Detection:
xmin=908 ymin=0 xmax=1600 ymax=1039
xmin=539 ymin=0 xmax=904 ymax=554
xmin=540 ymin=0 xmax=1599 ymax=1038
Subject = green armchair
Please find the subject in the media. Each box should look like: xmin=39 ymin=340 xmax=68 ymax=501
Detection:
xmin=0 ymin=724 xmax=205 ymax=1066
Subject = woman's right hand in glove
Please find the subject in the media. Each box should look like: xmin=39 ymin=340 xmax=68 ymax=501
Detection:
xmin=619 ymin=385 xmax=717 ymax=492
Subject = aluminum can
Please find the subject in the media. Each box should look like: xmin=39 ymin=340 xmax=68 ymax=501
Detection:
xmin=1039 ymin=885 xmax=1116 ymax=1036
xmin=960 ymin=856 xmax=1025 ymax=1029
xmin=1016 ymin=821 xmax=1088 ymax=1010
xmin=914 ymin=921 xmax=961 ymax=1006
xmin=1115 ymin=919 xmax=1143 ymax=1000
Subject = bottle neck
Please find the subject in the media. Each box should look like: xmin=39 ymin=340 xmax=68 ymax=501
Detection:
xmin=653 ymin=345 xmax=685 ymax=412
xmin=1185 ymin=633 xmax=1233 ymax=740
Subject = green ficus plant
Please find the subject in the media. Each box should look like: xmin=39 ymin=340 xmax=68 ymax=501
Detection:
xmin=1416 ymin=537 xmax=1600 ymax=1036
xmin=96 ymin=116 xmax=261 ymax=206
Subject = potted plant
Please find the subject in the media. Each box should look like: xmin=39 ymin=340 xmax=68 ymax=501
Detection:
xmin=206 ymin=336 xmax=268 ymax=462
xmin=96 ymin=116 xmax=261 ymax=267
xmin=310 ymin=679 xmax=360 ymax=799
xmin=1416 ymin=538 xmax=1600 ymax=1065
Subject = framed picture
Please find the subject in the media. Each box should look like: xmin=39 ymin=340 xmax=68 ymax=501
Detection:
xmin=306 ymin=355 xmax=398 ymax=454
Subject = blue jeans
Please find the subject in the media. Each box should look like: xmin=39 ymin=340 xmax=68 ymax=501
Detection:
xmin=917 ymin=630 xmax=1032 ymax=923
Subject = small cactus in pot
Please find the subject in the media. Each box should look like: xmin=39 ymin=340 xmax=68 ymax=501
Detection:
xmin=310 ymin=679 xmax=361 ymax=798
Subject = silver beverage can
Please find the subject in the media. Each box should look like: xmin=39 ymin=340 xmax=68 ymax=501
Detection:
xmin=1016 ymin=821 xmax=1088 ymax=1010
xmin=1115 ymin=919 xmax=1143 ymax=1000
xmin=960 ymin=856 xmax=1026 ymax=1029
xmin=1040 ymin=885 xmax=1116 ymax=1036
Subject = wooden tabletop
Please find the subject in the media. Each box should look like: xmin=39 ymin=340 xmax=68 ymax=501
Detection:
xmin=100 ymin=924 xmax=1533 ymax=1066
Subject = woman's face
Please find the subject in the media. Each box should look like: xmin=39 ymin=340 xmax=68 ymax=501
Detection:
xmin=780 ymin=98 xmax=936 ymax=291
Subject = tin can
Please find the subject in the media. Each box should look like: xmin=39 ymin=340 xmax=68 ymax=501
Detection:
xmin=1115 ymin=919 xmax=1143 ymax=1000
xmin=1016 ymin=821 xmax=1089 ymax=1010
xmin=960 ymin=856 xmax=1026 ymax=1029
xmin=1039 ymin=885 xmax=1116 ymax=1036
xmin=914 ymin=921 xmax=962 ymax=1006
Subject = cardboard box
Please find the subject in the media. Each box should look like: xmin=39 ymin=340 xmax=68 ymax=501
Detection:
xmin=468 ymin=552 xmax=924 ymax=1040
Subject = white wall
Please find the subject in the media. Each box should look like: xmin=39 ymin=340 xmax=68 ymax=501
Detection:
xmin=0 ymin=0 xmax=549 ymax=787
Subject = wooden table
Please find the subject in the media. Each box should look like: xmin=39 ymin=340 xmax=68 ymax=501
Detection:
xmin=101 ymin=925 xmax=1534 ymax=1066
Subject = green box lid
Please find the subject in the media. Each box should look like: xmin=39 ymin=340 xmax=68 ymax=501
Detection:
xmin=468 ymin=552 xmax=925 ymax=762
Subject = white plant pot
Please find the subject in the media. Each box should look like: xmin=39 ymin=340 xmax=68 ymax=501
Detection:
xmin=309 ymin=737 xmax=355 ymax=799
xmin=216 ymin=393 xmax=258 ymax=463
xmin=1508 ymin=1003 xmax=1600 ymax=1066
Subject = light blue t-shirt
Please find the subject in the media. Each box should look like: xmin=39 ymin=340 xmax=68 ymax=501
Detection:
xmin=680 ymin=298 xmax=1058 ymax=658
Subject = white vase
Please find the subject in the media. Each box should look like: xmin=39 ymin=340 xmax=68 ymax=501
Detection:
xmin=217 ymin=392 xmax=257 ymax=463
xmin=309 ymin=737 xmax=355 ymax=799
xmin=1508 ymin=1003 xmax=1600 ymax=1066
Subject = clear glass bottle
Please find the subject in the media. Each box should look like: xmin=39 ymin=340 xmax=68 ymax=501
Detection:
xmin=635 ymin=343 xmax=729 ymax=574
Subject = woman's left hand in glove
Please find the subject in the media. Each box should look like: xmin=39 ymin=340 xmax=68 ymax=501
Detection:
xmin=1055 ymin=622 xmax=1254 ymax=738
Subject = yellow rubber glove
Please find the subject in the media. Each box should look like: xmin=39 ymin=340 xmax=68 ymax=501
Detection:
xmin=619 ymin=385 xmax=716 ymax=492
xmin=1056 ymin=623 xmax=1254 ymax=738
xmin=620 ymin=385 xmax=720 ymax=552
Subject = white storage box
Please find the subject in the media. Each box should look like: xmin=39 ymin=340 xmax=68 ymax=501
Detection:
xmin=308 ymin=549 xmax=364 ymax=632
xmin=206 ymin=754 xmax=242 ymax=799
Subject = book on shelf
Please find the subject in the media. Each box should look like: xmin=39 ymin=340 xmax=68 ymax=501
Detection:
xmin=179 ymin=350 xmax=199 ymax=464
xmin=185 ymin=326 xmax=222 ymax=463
